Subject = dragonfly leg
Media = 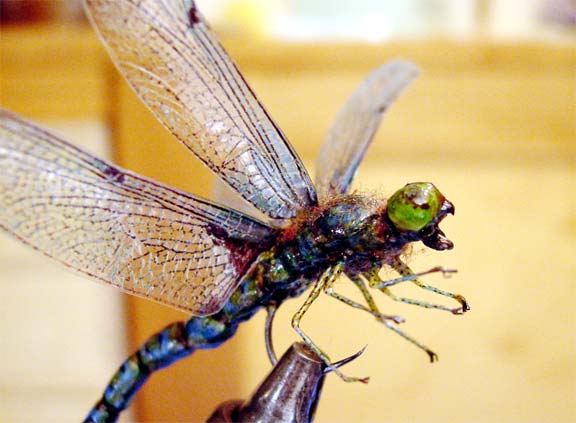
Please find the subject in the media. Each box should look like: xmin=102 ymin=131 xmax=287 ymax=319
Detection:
xmin=324 ymin=274 xmax=405 ymax=324
xmin=264 ymin=304 xmax=279 ymax=365
xmin=291 ymin=265 xmax=369 ymax=383
xmin=374 ymin=265 xmax=457 ymax=288
xmin=370 ymin=259 xmax=469 ymax=314
xmin=84 ymin=315 xmax=238 ymax=423
xmin=380 ymin=319 xmax=438 ymax=362
xmin=332 ymin=274 xmax=437 ymax=362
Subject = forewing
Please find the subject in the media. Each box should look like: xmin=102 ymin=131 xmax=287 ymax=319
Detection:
xmin=84 ymin=0 xmax=316 ymax=220
xmin=0 ymin=110 xmax=275 ymax=315
xmin=315 ymin=61 xmax=420 ymax=201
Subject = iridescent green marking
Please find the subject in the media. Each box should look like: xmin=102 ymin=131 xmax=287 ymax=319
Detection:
xmin=387 ymin=182 xmax=444 ymax=231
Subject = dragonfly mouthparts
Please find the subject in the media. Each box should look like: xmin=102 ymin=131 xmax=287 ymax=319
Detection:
xmin=422 ymin=227 xmax=454 ymax=251
xmin=440 ymin=199 xmax=455 ymax=216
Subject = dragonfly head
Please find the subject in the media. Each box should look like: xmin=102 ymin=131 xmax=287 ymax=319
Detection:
xmin=386 ymin=182 xmax=454 ymax=251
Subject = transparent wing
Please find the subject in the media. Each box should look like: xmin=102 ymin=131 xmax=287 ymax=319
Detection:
xmin=0 ymin=110 xmax=275 ymax=316
xmin=212 ymin=177 xmax=269 ymax=224
xmin=85 ymin=0 xmax=316 ymax=220
xmin=315 ymin=61 xmax=420 ymax=201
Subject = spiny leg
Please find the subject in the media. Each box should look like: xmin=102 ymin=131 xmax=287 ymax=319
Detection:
xmin=375 ymin=265 xmax=457 ymax=288
xmin=379 ymin=285 xmax=460 ymax=313
xmin=392 ymin=258 xmax=469 ymax=314
xmin=324 ymin=273 xmax=405 ymax=324
xmin=367 ymin=265 xmax=455 ymax=312
xmin=381 ymin=318 xmax=438 ymax=362
xmin=369 ymin=260 xmax=469 ymax=314
xmin=84 ymin=316 xmax=237 ymax=423
xmin=323 ymin=269 xmax=439 ymax=363
xmin=345 ymin=274 xmax=438 ymax=362
xmin=291 ymin=265 xmax=369 ymax=383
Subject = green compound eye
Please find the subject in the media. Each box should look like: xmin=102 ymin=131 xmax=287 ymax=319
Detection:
xmin=387 ymin=183 xmax=443 ymax=231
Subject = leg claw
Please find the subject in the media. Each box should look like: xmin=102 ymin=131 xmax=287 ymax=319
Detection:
xmin=427 ymin=350 xmax=439 ymax=363
xmin=452 ymin=295 xmax=470 ymax=314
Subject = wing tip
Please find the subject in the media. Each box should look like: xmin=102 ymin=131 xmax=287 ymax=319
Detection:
xmin=382 ymin=59 xmax=422 ymax=79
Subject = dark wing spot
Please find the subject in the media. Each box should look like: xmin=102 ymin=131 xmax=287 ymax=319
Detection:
xmin=206 ymin=224 xmax=273 ymax=276
xmin=188 ymin=2 xmax=200 ymax=25
xmin=104 ymin=166 xmax=125 ymax=183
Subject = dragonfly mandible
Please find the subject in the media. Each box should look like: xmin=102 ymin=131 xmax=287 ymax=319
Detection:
xmin=0 ymin=1 xmax=469 ymax=421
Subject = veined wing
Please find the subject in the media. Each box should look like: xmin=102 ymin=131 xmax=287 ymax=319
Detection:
xmin=315 ymin=61 xmax=420 ymax=201
xmin=0 ymin=110 xmax=275 ymax=315
xmin=85 ymin=0 xmax=316 ymax=220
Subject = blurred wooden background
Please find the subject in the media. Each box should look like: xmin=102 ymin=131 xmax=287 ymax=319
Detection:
xmin=1 ymin=7 xmax=574 ymax=423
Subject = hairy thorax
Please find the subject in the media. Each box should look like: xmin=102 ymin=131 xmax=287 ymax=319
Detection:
xmin=260 ymin=194 xmax=407 ymax=294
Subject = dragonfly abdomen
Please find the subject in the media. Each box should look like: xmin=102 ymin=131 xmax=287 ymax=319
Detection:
xmin=85 ymin=316 xmax=240 ymax=422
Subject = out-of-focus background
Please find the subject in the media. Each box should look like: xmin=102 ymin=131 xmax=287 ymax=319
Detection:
xmin=1 ymin=0 xmax=574 ymax=422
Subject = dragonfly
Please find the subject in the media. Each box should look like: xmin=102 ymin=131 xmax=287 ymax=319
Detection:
xmin=0 ymin=0 xmax=469 ymax=421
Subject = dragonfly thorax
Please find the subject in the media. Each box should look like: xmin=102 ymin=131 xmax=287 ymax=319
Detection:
xmin=258 ymin=195 xmax=391 ymax=298
xmin=290 ymin=183 xmax=456 ymax=276
xmin=237 ymin=184 xmax=455 ymax=305
xmin=313 ymin=195 xmax=389 ymax=252
xmin=267 ymin=194 xmax=399 ymax=281
xmin=306 ymin=195 xmax=400 ymax=273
